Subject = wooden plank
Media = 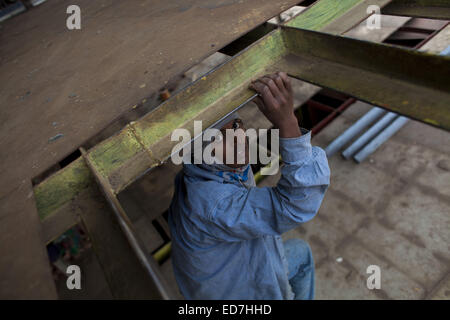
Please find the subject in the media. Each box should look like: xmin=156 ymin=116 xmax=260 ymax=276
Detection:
xmin=320 ymin=0 xmax=393 ymax=35
xmin=0 ymin=183 xmax=57 ymax=299
xmin=344 ymin=14 xmax=411 ymax=42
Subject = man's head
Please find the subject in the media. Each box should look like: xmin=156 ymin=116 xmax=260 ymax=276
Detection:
xmin=195 ymin=112 xmax=250 ymax=169
xmin=215 ymin=116 xmax=249 ymax=168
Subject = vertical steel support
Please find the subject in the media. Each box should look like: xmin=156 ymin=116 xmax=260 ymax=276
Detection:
xmin=80 ymin=148 xmax=174 ymax=299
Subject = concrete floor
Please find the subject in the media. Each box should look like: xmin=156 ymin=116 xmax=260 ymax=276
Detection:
xmin=257 ymin=101 xmax=450 ymax=299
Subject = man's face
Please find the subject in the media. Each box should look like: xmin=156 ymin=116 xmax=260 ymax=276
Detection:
xmin=216 ymin=118 xmax=250 ymax=168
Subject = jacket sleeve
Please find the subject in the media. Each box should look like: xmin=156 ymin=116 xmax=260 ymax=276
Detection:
xmin=203 ymin=131 xmax=330 ymax=241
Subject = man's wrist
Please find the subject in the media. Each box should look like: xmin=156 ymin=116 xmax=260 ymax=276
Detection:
xmin=278 ymin=116 xmax=301 ymax=138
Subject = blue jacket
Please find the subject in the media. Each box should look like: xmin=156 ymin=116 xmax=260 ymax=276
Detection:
xmin=168 ymin=132 xmax=330 ymax=299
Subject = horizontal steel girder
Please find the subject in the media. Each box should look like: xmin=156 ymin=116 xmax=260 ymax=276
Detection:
xmin=34 ymin=26 xmax=450 ymax=224
xmin=383 ymin=0 xmax=450 ymax=19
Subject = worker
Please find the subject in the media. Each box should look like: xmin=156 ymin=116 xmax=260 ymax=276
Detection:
xmin=168 ymin=72 xmax=330 ymax=299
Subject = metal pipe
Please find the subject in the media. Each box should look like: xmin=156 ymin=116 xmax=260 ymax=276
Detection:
xmin=353 ymin=116 xmax=409 ymax=163
xmin=324 ymin=107 xmax=385 ymax=156
xmin=342 ymin=112 xmax=398 ymax=159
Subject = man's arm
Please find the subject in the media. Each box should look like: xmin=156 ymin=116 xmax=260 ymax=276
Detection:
xmin=251 ymin=72 xmax=301 ymax=139
xmin=199 ymin=72 xmax=330 ymax=241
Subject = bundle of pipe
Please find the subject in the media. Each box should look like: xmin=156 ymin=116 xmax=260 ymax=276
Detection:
xmin=325 ymin=46 xmax=450 ymax=163
xmin=324 ymin=106 xmax=403 ymax=162
xmin=341 ymin=112 xmax=397 ymax=159
xmin=324 ymin=107 xmax=385 ymax=157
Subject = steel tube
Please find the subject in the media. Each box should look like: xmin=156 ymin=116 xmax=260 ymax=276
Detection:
xmin=353 ymin=116 xmax=409 ymax=163
xmin=342 ymin=112 xmax=398 ymax=159
xmin=324 ymin=107 xmax=385 ymax=156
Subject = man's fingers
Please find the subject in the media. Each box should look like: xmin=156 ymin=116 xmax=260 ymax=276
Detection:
xmin=259 ymin=77 xmax=282 ymax=101
xmin=265 ymin=73 xmax=287 ymax=94
xmin=278 ymin=72 xmax=292 ymax=93
xmin=250 ymin=81 xmax=277 ymax=107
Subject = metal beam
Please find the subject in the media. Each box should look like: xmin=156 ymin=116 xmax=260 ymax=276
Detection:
xmin=34 ymin=0 xmax=394 ymax=244
xmin=383 ymin=0 xmax=450 ymax=19
xmin=70 ymin=184 xmax=166 ymax=299
xmin=277 ymin=26 xmax=450 ymax=127
xmin=85 ymin=27 xmax=450 ymax=196
xmin=34 ymin=25 xmax=450 ymax=250
xmin=80 ymin=148 xmax=174 ymax=299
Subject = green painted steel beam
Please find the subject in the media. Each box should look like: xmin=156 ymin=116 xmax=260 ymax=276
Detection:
xmin=34 ymin=0 xmax=389 ymax=236
xmin=34 ymin=25 xmax=450 ymax=229
xmin=34 ymin=157 xmax=93 ymax=221
xmin=278 ymin=26 xmax=450 ymax=125
xmin=383 ymin=0 xmax=450 ymax=19
xmin=34 ymin=29 xmax=287 ymax=223
xmin=89 ymin=27 xmax=450 ymax=195
xmin=86 ymin=30 xmax=286 ymax=194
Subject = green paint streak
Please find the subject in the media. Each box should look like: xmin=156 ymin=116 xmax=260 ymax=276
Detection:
xmin=87 ymin=126 xmax=148 ymax=179
xmin=286 ymin=0 xmax=363 ymax=30
xmin=34 ymin=157 xmax=93 ymax=221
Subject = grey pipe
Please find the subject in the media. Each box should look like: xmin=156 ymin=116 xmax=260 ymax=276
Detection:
xmin=353 ymin=116 xmax=409 ymax=163
xmin=325 ymin=107 xmax=385 ymax=156
xmin=342 ymin=112 xmax=398 ymax=159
